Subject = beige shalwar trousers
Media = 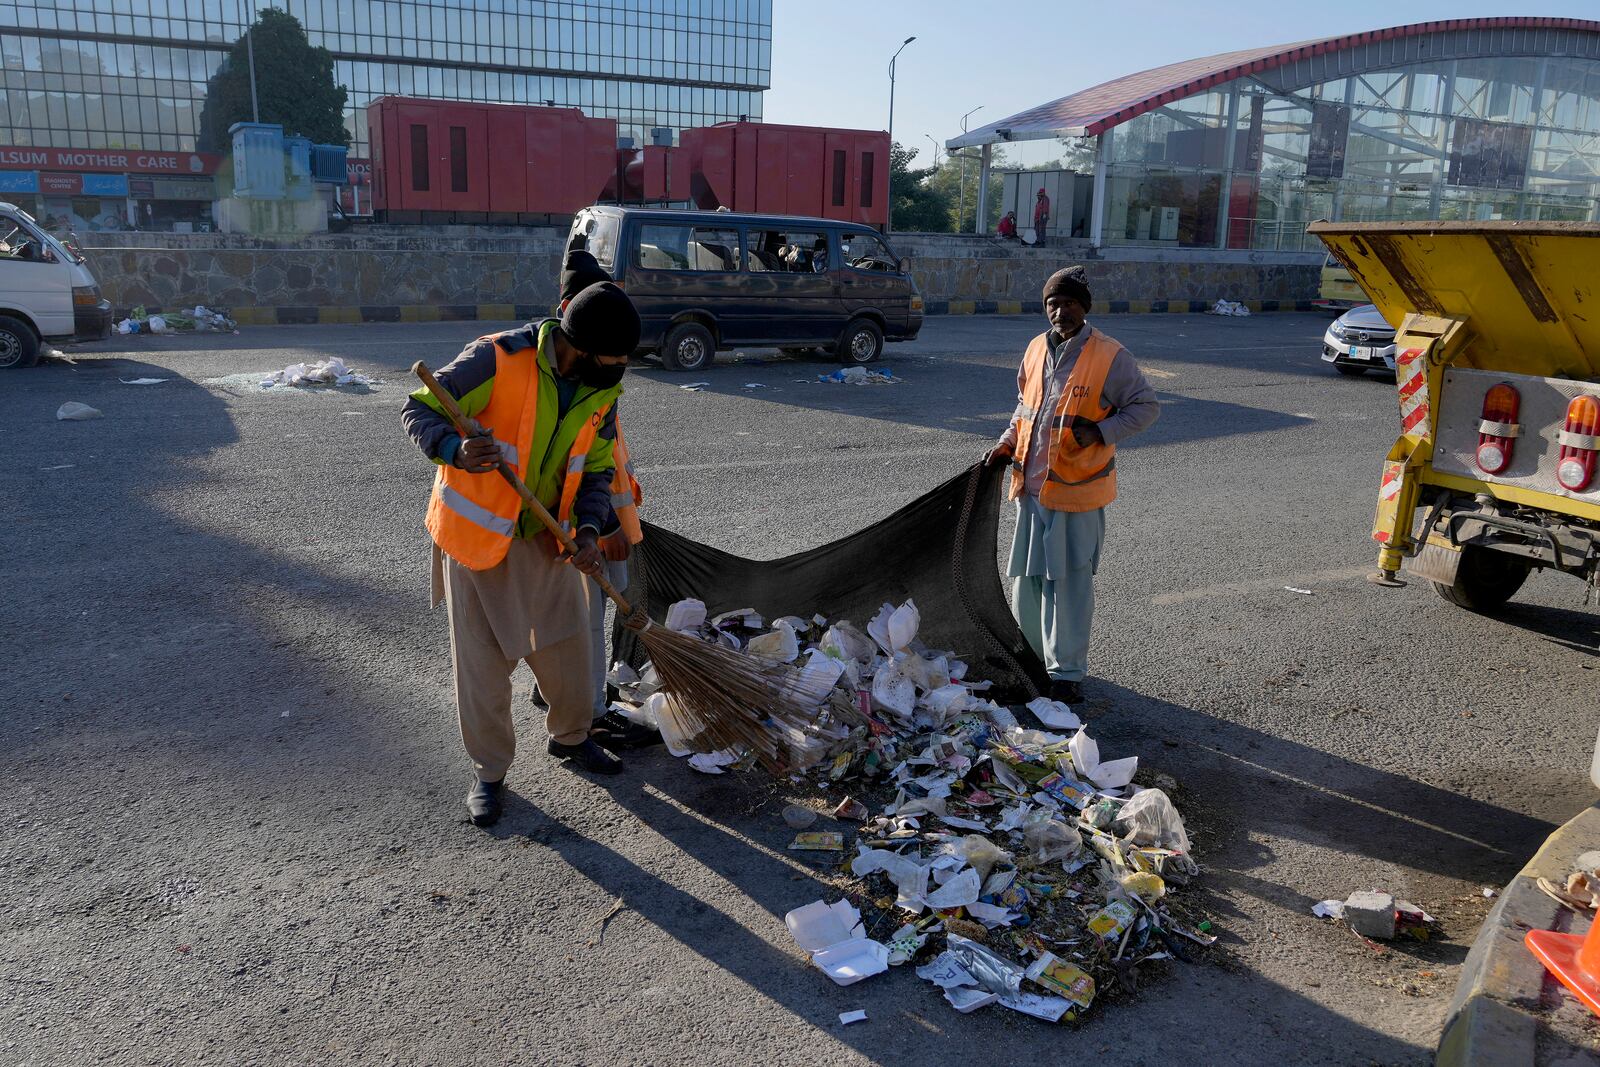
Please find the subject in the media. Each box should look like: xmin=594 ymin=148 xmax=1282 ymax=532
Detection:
xmin=435 ymin=537 xmax=594 ymax=781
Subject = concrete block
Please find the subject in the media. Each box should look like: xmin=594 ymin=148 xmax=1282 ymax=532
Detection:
xmin=1344 ymin=891 xmax=1396 ymax=939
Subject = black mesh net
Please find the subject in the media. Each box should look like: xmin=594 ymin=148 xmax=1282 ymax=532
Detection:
xmin=613 ymin=460 xmax=1048 ymax=705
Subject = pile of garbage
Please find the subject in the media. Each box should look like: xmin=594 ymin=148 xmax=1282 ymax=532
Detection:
xmin=1206 ymin=299 xmax=1250 ymax=317
xmin=260 ymin=357 xmax=375 ymax=389
xmin=609 ymin=598 xmax=1210 ymax=1023
xmin=116 ymin=305 xmax=238 ymax=335
xmin=818 ymin=367 xmax=900 ymax=385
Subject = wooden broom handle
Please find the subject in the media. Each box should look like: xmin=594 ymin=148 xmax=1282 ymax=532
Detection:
xmin=411 ymin=361 xmax=635 ymax=616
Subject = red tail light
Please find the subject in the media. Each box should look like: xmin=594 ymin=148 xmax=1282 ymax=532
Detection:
xmin=1557 ymin=394 xmax=1600 ymax=492
xmin=1475 ymin=383 xmax=1521 ymax=475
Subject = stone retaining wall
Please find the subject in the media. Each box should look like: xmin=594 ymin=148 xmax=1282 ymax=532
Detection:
xmin=80 ymin=228 xmax=1322 ymax=322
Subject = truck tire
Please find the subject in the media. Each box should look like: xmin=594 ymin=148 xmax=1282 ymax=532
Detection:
xmin=1431 ymin=545 xmax=1532 ymax=613
xmin=661 ymin=321 xmax=715 ymax=373
xmin=837 ymin=318 xmax=883 ymax=364
xmin=0 ymin=315 xmax=40 ymax=369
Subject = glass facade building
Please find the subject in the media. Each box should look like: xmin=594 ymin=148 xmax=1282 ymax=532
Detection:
xmin=0 ymin=0 xmax=772 ymax=157
xmin=951 ymin=19 xmax=1600 ymax=252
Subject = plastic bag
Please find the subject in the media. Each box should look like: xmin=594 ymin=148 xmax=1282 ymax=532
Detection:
xmin=871 ymin=658 xmax=916 ymax=719
xmin=55 ymin=401 xmax=102 ymax=421
xmin=956 ymin=834 xmax=1012 ymax=881
xmin=1022 ymin=812 xmax=1083 ymax=862
xmin=1116 ymin=788 xmax=1191 ymax=852
xmin=746 ymin=620 xmax=800 ymax=663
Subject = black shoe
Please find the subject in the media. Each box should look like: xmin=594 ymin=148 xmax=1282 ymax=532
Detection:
xmin=1048 ymin=679 xmax=1084 ymax=705
xmin=590 ymin=710 xmax=663 ymax=753
xmin=466 ymin=777 xmax=505 ymax=827
xmin=530 ymin=686 xmax=549 ymax=712
xmin=547 ymin=737 xmax=625 ymax=775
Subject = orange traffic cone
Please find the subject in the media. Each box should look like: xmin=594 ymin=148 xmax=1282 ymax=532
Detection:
xmin=1526 ymin=909 xmax=1600 ymax=1016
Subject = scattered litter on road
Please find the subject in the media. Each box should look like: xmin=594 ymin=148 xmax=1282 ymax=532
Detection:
xmin=788 ymin=831 xmax=846 ymax=852
xmin=679 ymin=381 xmax=711 ymax=391
xmin=39 ymin=464 xmax=76 ymax=470
xmin=744 ymin=382 xmax=766 ymax=389
xmin=117 ymin=304 xmax=237 ymax=334
xmin=838 ymin=1009 xmax=867 ymax=1025
xmin=56 ymin=401 xmax=102 ymax=421
xmin=587 ymin=896 xmax=628 ymax=947
xmin=1208 ymin=300 xmax=1250 ymax=317
xmin=1483 ymin=886 xmax=1497 ymax=899
xmin=119 ymin=377 xmax=169 ymax=385
xmin=783 ymin=804 xmax=819 ymax=829
xmin=1314 ymin=891 xmax=1439 ymax=941
xmin=260 ymin=357 xmax=375 ymax=389
xmin=1284 ymin=586 xmax=1314 ymax=595
xmin=819 ymin=367 xmax=900 ymax=385
xmin=687 ymin=750 xmax=740 ymax=775
xmin=616 ymin=595 xmax=1207 ymax=1022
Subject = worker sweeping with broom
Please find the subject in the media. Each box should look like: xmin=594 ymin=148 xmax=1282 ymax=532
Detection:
xmin=402 ymin=281 xmax=642 ymax=827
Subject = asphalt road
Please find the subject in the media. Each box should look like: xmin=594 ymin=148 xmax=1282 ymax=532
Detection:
xmin=5 ymin=312 xmax=1597 ymax=1066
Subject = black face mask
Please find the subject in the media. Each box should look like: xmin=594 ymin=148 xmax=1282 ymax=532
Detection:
xmin=577 ymin=355 xmax=626 ymax=389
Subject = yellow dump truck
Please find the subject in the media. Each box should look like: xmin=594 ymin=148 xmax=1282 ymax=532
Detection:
xmin=1311 ymin=221 xmax=1600 ymax=611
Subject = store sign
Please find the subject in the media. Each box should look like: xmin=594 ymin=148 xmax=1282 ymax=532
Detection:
xmin=149 ymin=176 xmax=216 ymax=201
xmin=0 ymin=171 xmax=39 ymax=193
xmin=82 ymin=173 xmax=130 ymax=196
xmin=40 ymin=172 xmax=83 ymax=195
xmin=0 ymin=146 xmax=223 ymax=175
xmin=1449 ymin=119 xmax=1533 ymax=191
xmin=346 ymin=157 xmax=371 ymax=186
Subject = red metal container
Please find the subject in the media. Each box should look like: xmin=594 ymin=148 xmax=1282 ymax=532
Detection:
xmin=681 ymin=121 xmax=888 ymax=227
xmin=368 ymin=96 xmax=616 ymax=218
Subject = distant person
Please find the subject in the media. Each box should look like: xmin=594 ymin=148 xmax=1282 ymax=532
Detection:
xmin=1033 ymin=188 xmax=1051 ymax=248
xmin=997 ymin=211 xmax=1018 ymax=240
xmin=984 ymin=266 xmax=1159 ymax=706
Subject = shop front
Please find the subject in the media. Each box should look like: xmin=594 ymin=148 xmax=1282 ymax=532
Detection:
xmin=0 ymin=145 xmax=223 ymax=233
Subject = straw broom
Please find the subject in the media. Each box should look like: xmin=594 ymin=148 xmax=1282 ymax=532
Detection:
xmin=413 ymin=362 xmax=828 ymax=774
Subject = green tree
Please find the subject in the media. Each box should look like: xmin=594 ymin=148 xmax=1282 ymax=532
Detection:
xmin=890 ymin=142 xmax=954 ymax=232
xmin=197 ymin=8 xmax=349 ymax=151
xmin=926 ymin=146 xmax=1007 ymax=232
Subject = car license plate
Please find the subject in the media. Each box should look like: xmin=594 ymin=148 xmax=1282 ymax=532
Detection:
xmin=1349 ymin=345 xmax=1377 ymax=361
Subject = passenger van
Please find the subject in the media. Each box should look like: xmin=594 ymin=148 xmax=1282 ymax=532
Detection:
xmin=0 ymin=201 xmax=111 ymax=368
xmin=568 ymin=206 xmax=923 ymax=372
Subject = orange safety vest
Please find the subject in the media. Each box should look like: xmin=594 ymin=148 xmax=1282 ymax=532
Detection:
xmin=1009 ymin=328 xmax=1120 ymax=513
xmin=426 ymin=336 xmax=612 ymax=571
xmin=600 ymin=421 xmax=644 ymax=552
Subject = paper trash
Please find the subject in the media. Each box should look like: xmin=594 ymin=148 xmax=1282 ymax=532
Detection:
xmin=56 ymin=402 xmax=102 ymax=421
xmin=811 ymin=938 xmax=890 ymax=986
xmin=868 ymin=600 xmax=920 ymax=655
xmin=119 ymin=377 xmax=169 ymax=385
xmin=1024 ymin=952 xmax=1096 ymax=1009
xmin=687 ymin=750 xmax=739 ymax=774
xmin=1000 ymin=991 xmax=1075 ymax=1022
xmin=1069 ymin=729 xmax=1138 ymax=791
xmin=785 ymin=899 xmax=866 ymax=952
xmin=1026 ymin=697 xmax=1082 ymax=731
xmin=838 ymin=1010 xmax=867 ymax=1025
xmin=747 ymin=620 xmax=800 ymax=664
xmin=945 ymin=986 xmax=1001 ymax=1013
xmin=665 ymin=598 xmax=707 ymax=633
xmin=871 ymin=659 xmax=917 ymax=720
xmin=925 ymin=867 xmax=981 ymax=910
xmin=788 ymin=832 xmax=845 ymax=852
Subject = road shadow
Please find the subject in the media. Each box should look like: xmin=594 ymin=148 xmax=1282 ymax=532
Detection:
xmin=1082 ymin=681 xmax=1558 ymax=891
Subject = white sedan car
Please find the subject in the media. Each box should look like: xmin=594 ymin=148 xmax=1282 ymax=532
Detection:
xmin=1321 ymin=303 xmax=1398 ymax=376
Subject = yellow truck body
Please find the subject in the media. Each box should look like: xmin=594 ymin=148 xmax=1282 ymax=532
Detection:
xmin=1311 ymin=220 xmax=1600 ymax=610
xmin=1313 ymin=251 xmax=1367 ymax=312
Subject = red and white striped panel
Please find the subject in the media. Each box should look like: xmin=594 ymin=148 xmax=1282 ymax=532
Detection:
xmin=1395 ymin=347 xmax=1430 ymax=438
xmin=1379 ymin=461 xmax=1404 ymax=501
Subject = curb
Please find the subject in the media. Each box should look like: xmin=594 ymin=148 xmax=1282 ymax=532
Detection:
xmin=922 ymin=299 xmax=1317 ymax=316
xmin=114 ymin=304 xmax=549 ymax=326
xmin=1438 ymin=800 xmax=1600 ymax=1067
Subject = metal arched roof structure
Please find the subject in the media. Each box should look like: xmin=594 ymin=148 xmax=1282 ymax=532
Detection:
xmin=946 ymin=17 xmax=1600 ymax=150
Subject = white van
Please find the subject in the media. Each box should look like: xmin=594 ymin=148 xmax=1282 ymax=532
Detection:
xmin=0 ymin=201 xmax=111 ymax=369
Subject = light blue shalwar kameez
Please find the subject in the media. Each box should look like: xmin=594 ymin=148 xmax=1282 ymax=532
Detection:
xmin=1001 ymin=323 xmax=1160 ymax=682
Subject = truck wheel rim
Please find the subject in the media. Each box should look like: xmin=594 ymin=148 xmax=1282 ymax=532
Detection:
xmin=0 ymin=332 xmax=18 ymax=368
xmin=679 ymin=337 xmax=705 ymax=365
xmin=851 ymin=331 xmax=873 ymax=359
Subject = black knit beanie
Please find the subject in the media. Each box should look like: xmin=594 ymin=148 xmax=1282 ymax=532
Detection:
xmin=560 ymin=281 xmax=641 ymax=357
xmin=559 ymin=249 xmax=611 ymax=305
xmin=1042 ymin=265 xmax=1092 ymax=311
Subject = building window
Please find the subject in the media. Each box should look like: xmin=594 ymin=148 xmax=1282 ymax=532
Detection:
xmin=831 ymin=149 xmax=845 ymax=207
xmin=859 ymin=152 xmax=874 ymax=208
xmin=449 ymin=125 xmax=468 ymax=192
xmin=409 ymin=123 xmax=429 ymax=191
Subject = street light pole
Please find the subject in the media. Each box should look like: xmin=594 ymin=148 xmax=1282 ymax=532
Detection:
xmin=959 ymin=105 xmax=982 ymax=232
xmin=924 ymin=134 xmax=940 ymax=169
xmin=245 ymin=1 xmax=260 ymax=122
xmin=887 ymin=36 xmax=916 ymax=149
xmin=885 ymin=36 xmax=915 ymax=233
